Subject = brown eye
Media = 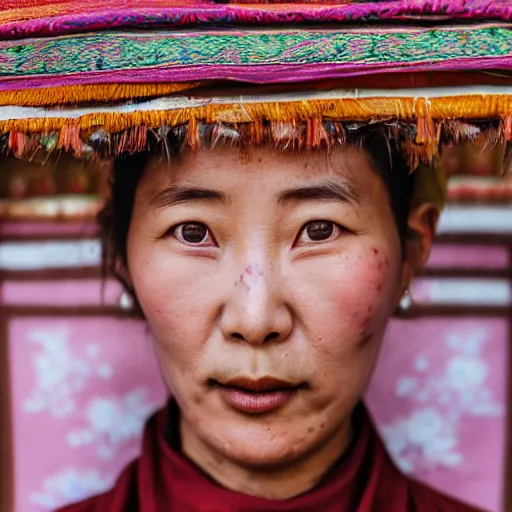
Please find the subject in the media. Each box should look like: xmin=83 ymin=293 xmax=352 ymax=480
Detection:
xmin=174 ymin=222 xmax=210 ymax=244
xmin=305 ymin=221 xmax=335 ymax=241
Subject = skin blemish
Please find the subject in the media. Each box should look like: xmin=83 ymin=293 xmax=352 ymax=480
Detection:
xmin=360 ymin=315 xmax=372 ymax=333
xmin=355 ymin=331 xmax=373 ymax=351
xmin=238 ymin=264 xmax=264 ymax=291
xmin=360 ymin=306 xmax=374 ymax=332
xmin=193 ymin=392 xmax=204 ymax=406
xmin=377 ymin=256 xmax=389 ymax=271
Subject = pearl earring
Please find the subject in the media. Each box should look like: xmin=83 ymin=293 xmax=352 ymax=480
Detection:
xmin=399 ymin=287 xmax=413 ymax=312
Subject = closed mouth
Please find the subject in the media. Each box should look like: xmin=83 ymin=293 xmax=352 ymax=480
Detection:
xmin=209 ymin=376 xmax=304 ymax=393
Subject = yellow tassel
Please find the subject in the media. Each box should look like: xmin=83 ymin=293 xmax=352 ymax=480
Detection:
xmin=4 ymin=95 xmax=512 ymax=138
xmin=271 ymin=121 xmax=303 ymax=150
xmin=415 ymin=98 xmax=434 ymax=144
xmin=58 ymin=124 xmax=83 ymax=157
xmin=9 ymin=132 xmax=28 ymax=159
xmin=250 ymin=120 xmax=265 ymax=146
xmin=186 ymin=117 xmax=200 ymax=150
xmin=114 ymin=130 xmax=129 ymax=156
xmin=306 ymin=118 xmax=322 ymax=149
xmin=503 ymin=115 xmax=512 ymax=141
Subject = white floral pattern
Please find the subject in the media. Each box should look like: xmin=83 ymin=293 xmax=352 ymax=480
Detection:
xmin=10 ymin=319 xmax=166 ymax=512
xmin=372 ymin=329 xmax=504 ymax=474
xmin=378 ymin=328 xmax=503 ymax=475
xmin=23 ymin=328 xmax=113 ymax=418
xmin=67 ymin=389 xmax=156 ymax=459
xmin=29 ymin=469 xmax=111 ymax=509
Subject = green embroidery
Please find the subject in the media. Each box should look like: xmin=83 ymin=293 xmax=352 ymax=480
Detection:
xmin=0 ymin=26 xmax=510 ymax=77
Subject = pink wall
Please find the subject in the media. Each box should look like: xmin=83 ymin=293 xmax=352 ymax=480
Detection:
xmin=8 ymin=316 xmax=166 ymax=511
xmin=367 ymin=318 xmax=507 ymax=512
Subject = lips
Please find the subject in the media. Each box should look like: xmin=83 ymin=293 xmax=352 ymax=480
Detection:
xmin=221 ymin=377 xmax=301 ymax=393
xmin=210 ymin=377 xmax=303 ymax=414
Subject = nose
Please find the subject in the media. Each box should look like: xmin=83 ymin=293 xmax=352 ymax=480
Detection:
xmin=220 ymin=263 xmax=293 ymax=345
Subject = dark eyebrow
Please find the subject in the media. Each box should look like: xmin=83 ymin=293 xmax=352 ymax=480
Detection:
xmin=278 ymin=179 xmax=360 ymax=206
xmin=150 ymin=186 xmax=226 ymax=208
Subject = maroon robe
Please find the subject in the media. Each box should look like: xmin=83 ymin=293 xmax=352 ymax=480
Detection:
xmin=57 ymin=402 xmax=482 ymax=512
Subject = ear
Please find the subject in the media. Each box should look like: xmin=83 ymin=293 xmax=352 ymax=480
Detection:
xmin=401 ymin=202 xmax=440 ymax=288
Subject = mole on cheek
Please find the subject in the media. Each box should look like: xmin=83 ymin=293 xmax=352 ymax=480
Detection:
xmin=193 ymin=392 xmax=204 ymax=406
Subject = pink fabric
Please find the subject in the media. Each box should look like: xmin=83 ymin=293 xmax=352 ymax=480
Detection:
xmin=3 ymin=58 xmax=512 ymax=92
xmin=1 ymin=1 xmax=512 ymax=41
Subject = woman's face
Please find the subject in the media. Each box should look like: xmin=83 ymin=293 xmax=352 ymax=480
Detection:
xmin=127 ymin=147 xmax=409 ymax=468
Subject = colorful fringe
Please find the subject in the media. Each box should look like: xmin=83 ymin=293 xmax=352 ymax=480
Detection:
xmin=1 ymin=1 xmax=512 ymax=40
xmin=1 ymin=26 xmax=512 ymax=92
xmin=1 ymin=91 xmax=511 ymax=173
xmin=3 ymin=91 xmax=512 ymax=132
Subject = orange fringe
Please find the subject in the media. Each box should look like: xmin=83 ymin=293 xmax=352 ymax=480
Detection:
xmin=0 ymin=83 xmax=199 ymax=107
xmin=503 ymin=115 xmax=512 ymax=141
xmin=3 ymin=95 xmax=512 ymax=135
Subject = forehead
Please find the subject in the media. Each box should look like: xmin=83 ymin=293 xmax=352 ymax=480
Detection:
xmin=141 ymin=146 xmax=382 ymax=197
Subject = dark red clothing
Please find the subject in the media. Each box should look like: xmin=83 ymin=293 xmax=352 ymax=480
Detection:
xmin=57 ymin=402 xmax=482 ymax=512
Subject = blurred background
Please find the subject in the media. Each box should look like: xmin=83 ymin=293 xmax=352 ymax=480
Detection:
xmin=0 ymin=143 xmax=511 ymax=512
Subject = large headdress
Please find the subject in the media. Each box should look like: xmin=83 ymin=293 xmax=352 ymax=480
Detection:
xmin=1 ymin=0 xmax=511 ymax=207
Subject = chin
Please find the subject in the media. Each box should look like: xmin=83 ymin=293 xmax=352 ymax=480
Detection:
xmin=204 ymin=415 xmax=317 ymax=468
xmin=218 ymin=435 xmax=308 ymax=469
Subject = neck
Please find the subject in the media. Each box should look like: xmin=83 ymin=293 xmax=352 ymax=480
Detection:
xmin=180 ymin=415 xmax=352 ymax=501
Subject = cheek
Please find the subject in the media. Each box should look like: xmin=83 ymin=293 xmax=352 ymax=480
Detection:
xmin=130 ymin=244 xmax=207 ymax=318
xmin=300 ymin=248 xmax=399 ymax=400
xmin=128 ymin=247 xmax=215 ymax=364
xmin=349 ymin=248 xmax=395 ymax=333
xmin=304 ymin=246 xmax=399 ymax=343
